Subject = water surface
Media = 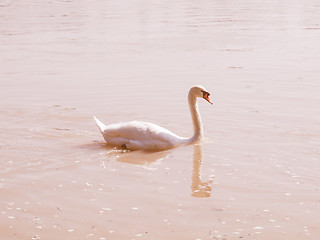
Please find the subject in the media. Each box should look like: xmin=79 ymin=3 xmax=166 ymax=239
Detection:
xmin=1 ymin=0 xmax=320 ymax=239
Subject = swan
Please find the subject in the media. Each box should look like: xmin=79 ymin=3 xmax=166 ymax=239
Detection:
xmin=93 ymin=85 xmax=213 ymax=151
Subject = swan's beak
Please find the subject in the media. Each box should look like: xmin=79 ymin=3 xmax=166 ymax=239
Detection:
xmin=203 ymin=93 xmax=213 ymax=105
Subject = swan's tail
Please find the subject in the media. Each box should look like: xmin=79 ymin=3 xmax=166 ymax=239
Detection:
xmin=93 ymin=116 xmax=106 ymax=133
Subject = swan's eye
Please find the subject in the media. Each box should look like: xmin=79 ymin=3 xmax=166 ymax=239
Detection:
xmin=201 ymin=90 xmax=210 ymax=97
xmin=201 ymin=90 xmax=213 ymax=104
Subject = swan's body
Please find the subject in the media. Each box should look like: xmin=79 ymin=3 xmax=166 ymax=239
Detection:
xmin=93 ymin=118 xmax=187 ymax=151
xmin=94 ymin=85 xmax=213 ymax=151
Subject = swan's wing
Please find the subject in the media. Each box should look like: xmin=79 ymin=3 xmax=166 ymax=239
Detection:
xmin=99 ymin=120 xmax=186 ymax=150
xmin=103 ymin=121 xmax=181 ymax=142
xmin=102 ymin=121 xmax=142 ymax=137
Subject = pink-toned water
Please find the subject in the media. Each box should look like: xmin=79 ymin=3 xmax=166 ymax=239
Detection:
xmin=1 ymin=0 xmax=320 ymax=239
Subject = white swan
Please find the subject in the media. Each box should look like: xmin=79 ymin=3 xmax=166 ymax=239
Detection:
xmin=93 ymin=85 xmax=213 ymax=151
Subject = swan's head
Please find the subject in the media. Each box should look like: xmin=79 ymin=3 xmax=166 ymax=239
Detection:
xmin=189 ymin=85 xmax=213 ymax=105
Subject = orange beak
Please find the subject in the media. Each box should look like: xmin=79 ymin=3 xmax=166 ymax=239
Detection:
xmin=203 ymin=93 xmax=213 ymax=105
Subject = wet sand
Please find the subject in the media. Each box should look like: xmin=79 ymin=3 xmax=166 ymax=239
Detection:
xmin=1 ymin=0 xmax=320 ymax=239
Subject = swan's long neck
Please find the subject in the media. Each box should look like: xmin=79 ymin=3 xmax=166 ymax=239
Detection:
xmin=187 ymin=92 xmax=203 ymax=143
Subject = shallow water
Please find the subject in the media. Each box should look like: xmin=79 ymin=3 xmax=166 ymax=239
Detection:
xmin=1 ymin=0 xmax=320 ymax=239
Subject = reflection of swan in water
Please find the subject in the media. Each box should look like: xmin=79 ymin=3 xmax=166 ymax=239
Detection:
xmin=101 ymin=143 xmax=213 ymax=197
xmin=191 ymin=144 xmax=213 ymax=198
xmin=116 ymin=150 xmax=170 ymax=169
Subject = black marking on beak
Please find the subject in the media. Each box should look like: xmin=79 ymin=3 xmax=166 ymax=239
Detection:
xmin=201 ymin=90 xmax=213 ymax=105
xmin=201 ymin=90 xmax=210 ymax=98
